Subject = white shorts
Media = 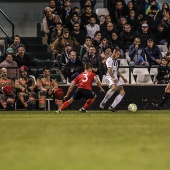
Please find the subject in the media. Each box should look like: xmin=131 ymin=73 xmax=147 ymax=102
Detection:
xmin=105 ymin=76 xmax=122 ymax=87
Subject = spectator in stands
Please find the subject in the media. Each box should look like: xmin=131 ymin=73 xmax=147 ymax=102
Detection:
xmin=82 ymin=46 xmax=103 ymax=81
xmin=61 ymin=0 xmax=73 ymax=25
xmin=129 ymin=37 xmax=149 ymax=67
xmin=156 ymin=56 xmax=170 ymax=84
xmin=71 ymin=7 xmax=81 ymax=16
xmin=43 ymin=0 xmax=61 ymax=17
xmin=43 ymin=7 xmax=56 ymax=44
xmin=135 ymin=23 xmax=156 ymax=47
xmin=51 ymin=22 xmax=63 ymax=43
xmin=0 ymin=68 xmax=15 ymax=110
xmin=65 ymin=12 xmax=81 ymax=31
xmin=102 ymin=22 xmax=117 ymax=42
xmin=10 ymin=35 xmax=25 ymax=55
xmin=117 ymin=16 xmax=128 ymax=35
xmin=100 ymin=15 xmax=113 ymax=34
xmin=51 ymin=28 xmax=80 ymax=54
xmin=161 ymin=2 xmax=169 ymax=11
xmin=109 ymin=0 xmax=127 ymax=24
xmin=145 ymin=5 xmax=161 ymax=32
xmin=58 ymin=43 xmax=72 ymax=67
xmin=37 ymin=67 xmax=58 ymax=110
xmin=81 ymin=6 xmax=100 ymax=29
xmin=15 ymin=66 xmax=37 ymax=110
xmin=120 ymin=24 xmax=135 ymax=52
xmin=153 ymin=24 xmax=168 ymax=45
xmin=80 ymin=36 xmax=92 ymax=60
xmin=85 ymin=16 xmax=100 ymax=38
xmin=1 ymin=47 xmax=15 ymax=63
xmin=107 ymin=0 xmax=126 ymax=13
xmin=71 ymin=22 xmax=87 ymax=45
xmin=92 ymin=31 xmax=102 ymax=49
xmin=14 ymin=47 xmax=31 ymax=67
xmin=79 ymin=0 xmax=96 ymax=12
xmin=144 ymin=38 xmax=162 ymax=66
xmin=57 ymin=43 xmax=73 ymax=79
xmin=131 ymin=0 xmax=146 ymax=19
xmin=98 ymin=36 xmax=110 ymax=54
xmin=145 ymin=0 xmax=161 ymax=15
xmin=55 ymin=0 xmax=65 ymax=10
xmin=65 ymin=51 xmax=84 ymax=82
xmin=126 ymin=9 xmax=139 ymax=31
xmin=160 ymin=9 xmax=170 ymax=30
xmin=0 ymin=54 xmax=18 ymax=80
xmin=110 ymin=31 xmax=125 ymax=57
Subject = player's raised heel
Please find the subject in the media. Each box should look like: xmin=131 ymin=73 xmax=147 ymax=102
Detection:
xmin=55 ymin=109 xmax=61 ymax=113
xmin=79 ymin=108 xmax=87 ymax=113
xmin=99 ymin=102 xmax=105 ymax=109
xmin=108 ymin=106 xmax=116 ymax=112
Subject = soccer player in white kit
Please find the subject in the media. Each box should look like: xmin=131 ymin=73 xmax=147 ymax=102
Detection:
xmin=100 ymin=47 xmax=127 ymax=111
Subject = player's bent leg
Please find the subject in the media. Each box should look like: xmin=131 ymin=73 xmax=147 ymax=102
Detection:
xmin=81 ymin=95 xmax=96 ymax=112
xmin=100 ymin=85 xmax=117 ymax=109
xmin=109 ymin=86 xmax=125 ymax=111
xmin=56 ymin=98 xmax=74 ymax=113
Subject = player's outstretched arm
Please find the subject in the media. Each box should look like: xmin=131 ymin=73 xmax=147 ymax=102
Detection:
xmin=64 ymin=81 xmax=75 ymax=99
xmin=94 ymin=76 xmax=105 ymax=93
xmin=118 ymin=71 xmax=127 ymax=83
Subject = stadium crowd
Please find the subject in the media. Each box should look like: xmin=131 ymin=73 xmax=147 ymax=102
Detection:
xmin=0 ymin=0 xmax=170 ymax=110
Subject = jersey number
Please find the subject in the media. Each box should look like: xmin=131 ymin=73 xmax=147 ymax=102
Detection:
xmin=82 ymin=73 xmax=88 ymax=82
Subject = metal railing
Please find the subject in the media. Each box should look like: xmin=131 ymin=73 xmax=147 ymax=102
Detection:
xmin=0 ymin=9 xmax=15 ymax=40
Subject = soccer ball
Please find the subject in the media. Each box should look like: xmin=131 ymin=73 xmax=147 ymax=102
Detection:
xmin=128 ymin=103 xmax=137 ymax=112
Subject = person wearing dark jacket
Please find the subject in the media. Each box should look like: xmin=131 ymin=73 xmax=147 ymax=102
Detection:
xmin=82 ymin=46 xmax=103 ymax=81
xmin=65 ymin=51 xmax=84 ymax=82
xmin=14 ymin=46 xmax=30 ymax=67
xmin=129 ymin=37 xmax=149 ymax=66
xmin=144 ymin=39 xmax=162 ymax=66
xmin=156 ymin=56 xmax=170 ymax=84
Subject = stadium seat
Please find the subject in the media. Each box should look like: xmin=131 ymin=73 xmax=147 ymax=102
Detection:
xmin=157 ymin=45 xmax=168 ymax=52
xmin=149 ymin=66 xmax=158 ymax=84
xmin=133 ymin=67 xmax=149 ymax=75
xmin=118 ymin=59 xmax=129 ymax=66
xmin=95 ymin=8 xmax=109 ymax=17
xmin=119 ymin=73 xmax=136 ymax=84
xmin=136 ymin=74 xmax=153 ymax=84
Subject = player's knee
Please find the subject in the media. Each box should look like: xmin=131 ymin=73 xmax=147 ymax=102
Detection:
xmin=120 ymin=91 xmax=125 ymax=96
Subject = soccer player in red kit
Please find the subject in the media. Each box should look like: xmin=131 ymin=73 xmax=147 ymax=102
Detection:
xmin=55 ymin=62 xmax=105 ymax=113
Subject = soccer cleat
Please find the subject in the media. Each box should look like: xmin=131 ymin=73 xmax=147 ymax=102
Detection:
xmin=55 ymin=109 xmax=61 ymax=113
xmin=79 ymin=108 xmax=87 ymax=113
xmin=108 ymin=106 xmax=116 ymax=112
xmin=152 ymin=103 xmax=161 ymax=110
xmin=99 ymin=102 xmax=106 ymax=109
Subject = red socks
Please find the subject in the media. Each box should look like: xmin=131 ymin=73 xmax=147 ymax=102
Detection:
xmin=60 ymin=101 xmax=71 ymax=110
xmin=83 ymin=99 xmax=94 ymax=109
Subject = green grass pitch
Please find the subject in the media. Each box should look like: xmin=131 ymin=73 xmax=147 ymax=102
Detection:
xmin=0 ymin=110 xmax=170 ymax=170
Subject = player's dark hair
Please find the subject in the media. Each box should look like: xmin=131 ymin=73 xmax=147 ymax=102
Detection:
xmin=85 ymin=62 xmax=93 ymax=70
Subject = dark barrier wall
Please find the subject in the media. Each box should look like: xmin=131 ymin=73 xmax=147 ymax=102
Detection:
xmin=50 ymin=85 xmax=169 ymax=110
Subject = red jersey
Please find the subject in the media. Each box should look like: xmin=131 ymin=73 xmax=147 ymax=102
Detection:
xmin=73 ymin=71 xmax=97 ymax=90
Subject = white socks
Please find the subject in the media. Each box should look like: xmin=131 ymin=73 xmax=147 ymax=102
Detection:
xmin=102 ymin=89 xmax=115 ymax=104
xmin=111 ymin=94 xmax=124 ymax=108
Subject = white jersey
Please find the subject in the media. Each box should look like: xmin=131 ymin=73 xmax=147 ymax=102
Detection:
xmin=105 ymin=57 xmax=121 ymax=87
xmin=105 ymin=57 xmax=119 ymax=79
